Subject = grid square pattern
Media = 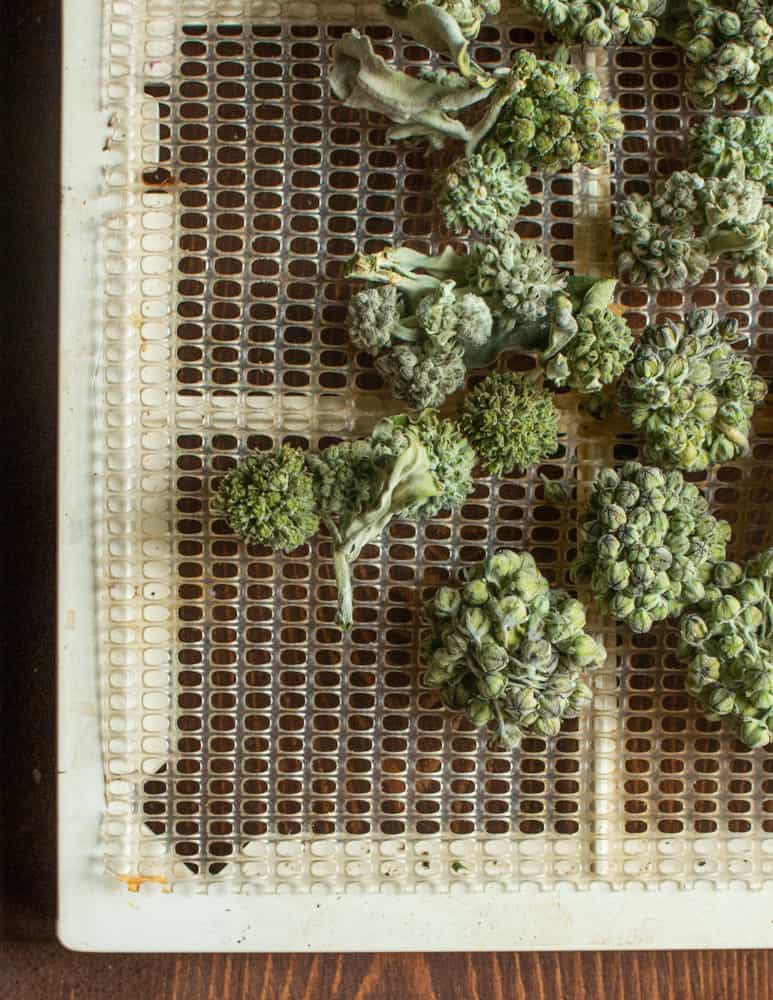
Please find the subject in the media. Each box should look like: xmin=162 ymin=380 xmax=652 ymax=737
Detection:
xmin=99 ymin=0 xmax=773 ymax=892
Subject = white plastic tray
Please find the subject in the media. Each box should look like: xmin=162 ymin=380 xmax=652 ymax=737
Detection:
xmin=58 ymin=0 xmax=773 ymax=950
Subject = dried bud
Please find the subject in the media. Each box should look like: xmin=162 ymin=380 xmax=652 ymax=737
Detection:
xmin=421 ymin=548 xmax=604 ymax=749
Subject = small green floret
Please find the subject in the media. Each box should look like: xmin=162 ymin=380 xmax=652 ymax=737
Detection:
xmin=494 ymin=50 xmax=624 ymax=172
xmin=346 ymin=237 xmax=568 ymax=409
xmin=575 ymin=462 xmax=730 ymax=632
xmin=347 ymin=281 xmax=489 ymax=409
xmin=662 ymin=0 xmax=773 ymax=113
xmin=614 ymin=168 xmax=773 ymax=289
xmin=466 ymin=231 xmax=568 ymax=327
xmin=459 ymin=372 xmax=560 ymax=475
xmin=689 ymin=115 xmax=773 ymax=194
xmin=214 ymin=446 xmax=319 ymax=551
xmin=677 ymin=550 xmax=773 ymax=748
xmin=520 ymin=0 xmax=665 ymax=46
xmin=436 ymin=144 xmax=531 ymax=235
xmin=618 ymin=309 xmax=768 ymax=471
xmin=422 ymin=549 xmax=606 ymax=749
xmin=543 ymin=279 xmax=634 ymax=394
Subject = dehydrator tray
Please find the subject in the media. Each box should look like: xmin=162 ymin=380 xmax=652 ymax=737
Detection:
xmin=58 ymin=0 xmax=773 ymax=950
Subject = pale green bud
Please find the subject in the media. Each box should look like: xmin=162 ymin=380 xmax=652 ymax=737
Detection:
xmin=568 ymin=633 xmax=604 ymax=667
xmin=496 ymin=595 xmax=529 ymax=629
xmin=424 ymin=665 xmax=452 ymax=687
xmin=692 ymin=389 xmax=718 ymax=423
xmin=535 ymin=715 xmax=562 ymax=737
xmin=561 ymin=598 xmax=587 ymax=633
xmin=478 ymin=637 xmax=509 ymax=673
xmin=433 ymin=586 xmax=461 ymax=618
xmin=610 ymin=592 xmax=635 ymax=620
xmin=634 ymin=351 xmax=663 ymax=381
xmin=664 ymin=356 xmax=689 ymax=383
xmin=680 ymin=577 xmax=705 ymax=605
xmin=739 ymin=719 xmax=770 ymax=748
xmin=615 ymin=482 xmax=641 ymax=509
xmin=651 ymin=322 xmax=680 ymax=351
xmin=522 ymin=638 xmax=554 ymax=667
xmin=741 ymin=606 xmax=764 ymax=630
xmin=607 ymin=561 xmax=631 ymax=590
xmin=512 ymin=687 xmax=537 ymax=713
xmin=750 ymin=690 xmax=773 ymax=712
xmin=713 ymin=561 xmax=743 ymax=589
xmin=443 ymin=681 xmax=474 ymax=710
xmin=693 ymin=653 xmax=721 ymax=681
xmin=461 ymin=606 xmax=491 ymax=642
xmin=514 ymin=569 xmax=548 ymax=601
xmin=737 ymin=578 xmax=766 ymax=605
xmin=478 ymin=673 xmax=507 ymax=699
xmin=717 ymin=633 xmax=745 ymax=659
xmin=681 ymin=614 xmax=708 ymax=645
xmin=687 ymin=359 xmax=712 ymax=386
xmin=597 ymin=533 xmax=622 ymax=560
xmin=569 ymin=680 xmax=593 ymax=711
xmin=714 ymin=595 xmax=741 ymax=621
xmin=629 ymin=608 xmax=654 ymax=634
xmin=485 ymin=549 xmax=522 ymax=585
xmin=463 ymin=578 xmax=490 ymax=606
xmin=706 ymin=685 xmax=735 ymax=715
xmin=599 ymin=503 xmax=626 ymax=530
xmin=467 ymin=698 xmax=492 ymax=726
xmin=443 ymin=627 xmax=470 ymax=658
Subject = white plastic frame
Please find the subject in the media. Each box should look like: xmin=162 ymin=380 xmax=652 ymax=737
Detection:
xmin=58 ymin=0 xmax=773 ymax=951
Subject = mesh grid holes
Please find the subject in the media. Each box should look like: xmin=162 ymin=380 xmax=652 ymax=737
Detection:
xmin=102 ymin=6 xmax=773 ymax=888
xmin=139 ymin=19 xmax=596 ymax=881
xmin=610 ymin=42 xmax=773 ymax=874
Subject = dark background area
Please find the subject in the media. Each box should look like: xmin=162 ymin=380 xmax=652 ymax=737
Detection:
xmin=0 ymin=0 xmax=771 ymax=995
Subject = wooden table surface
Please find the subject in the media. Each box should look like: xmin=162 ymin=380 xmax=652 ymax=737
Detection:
xmin=2 ymin=2 xmax=771 ymax=996
xmin=2 ymin=942 xmax=771 ymax=1000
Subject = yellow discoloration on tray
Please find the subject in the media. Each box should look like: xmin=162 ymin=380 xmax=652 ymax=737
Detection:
xmin=117 ymin=874 xmax=169 ymax=893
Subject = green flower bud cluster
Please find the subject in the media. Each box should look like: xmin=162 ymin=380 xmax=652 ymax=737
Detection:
xmin=614 ymin=168 xmax=773 ymax=289
xmin=346 ymin=237 xmax=569 ymax=410
xmin=541 ymin=475 xmax=574 ymax=503
xmin=386 ymin=0 xmax=501 ymax=37
xmin=677 ymin=550 xmax=773 ymax=748
xmin=689 ymin=115 xmax=773 ymax=193
xmin=520 ymin=0 xmax=666 ymax=46
xmin=575 ymin=462 xmax=731 ymax=632
xmin=618 ymin=310 xmax=768 ymax=471
xmin=466 ymin=230 xmax=568 ymax=327
xmin=436 ymin=144 xmax=531 ymax=235
xmin=494 ymin=50 xmax=624 ymax=172
xmin=459 ymin=371 xmax=560 ymax=475
xmin=348 ymin=282 xmax=492 ymax=409
xmin=723 ymin=202 xmax=773 ymax=287
xmin=374 ymin=342 xmax=468 ymax=410
xmin=213 ymin=445 xmax=320 ymax=551
xmin=665 ymin=0 xmax=773 ymax=113
xmin=543 ymin=279 xmax=634 ymax=394
xmin=422 ymin=549 xmax=606 ymax=748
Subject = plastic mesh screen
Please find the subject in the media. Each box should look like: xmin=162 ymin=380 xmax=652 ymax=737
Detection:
xmin=99 ymin=0 xmax=773 ymax=891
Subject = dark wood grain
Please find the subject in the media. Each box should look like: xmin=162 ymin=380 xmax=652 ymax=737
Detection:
xmin=1 ymin=945 xmax=772 ymax=1000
